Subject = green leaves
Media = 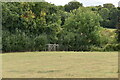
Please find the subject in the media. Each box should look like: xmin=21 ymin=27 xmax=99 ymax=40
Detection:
xmin=2 ymin=2 xmax=119 ymax=52
xmin=61 ymin=7 xmax=102 ymax=51
xmin=64 ymin=1 xmax=83 ymax=12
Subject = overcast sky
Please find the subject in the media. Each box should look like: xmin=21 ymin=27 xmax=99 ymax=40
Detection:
xmin=46 ymin=0 xmax=119 ymax=7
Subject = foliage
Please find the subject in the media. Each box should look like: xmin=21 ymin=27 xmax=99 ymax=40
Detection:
xmin=117 ymin=7 xmax=120 ymax=43
xmin=59 ymin=8 xmax=102 ymax=51
xmin=2 ymin=30 xmax=33 ymax=52
xmin=64 ymin=0 xmax=83 ymax=12
xmin=34 ymin=34 xmax=48 ymax=51
xmin=2 ymin=2 xmax=119 ymax=52
xmin=103 ymin=3 xmax=115 ymax=9
xmin=103 ymin=44 xmax=120 ymax=51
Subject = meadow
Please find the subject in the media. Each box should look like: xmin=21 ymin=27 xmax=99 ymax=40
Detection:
xmin=2 ymin=52 xmax=118 ymax=78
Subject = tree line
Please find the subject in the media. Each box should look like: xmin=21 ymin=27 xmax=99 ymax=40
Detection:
xmin=2 ymin=1 xmax=120 ymax=52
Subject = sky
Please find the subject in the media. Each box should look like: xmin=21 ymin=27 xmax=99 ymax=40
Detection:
xmin=46 ymin=0 xmax=120 ymax=7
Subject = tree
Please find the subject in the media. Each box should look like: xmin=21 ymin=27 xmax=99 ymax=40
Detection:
xmin=103 ymin=3 xmax=115 ymax=9
xmin=60 ymin=7 xmax=102 ymax=51
xmin=98 ymin=7 xmax=119 ymax=28
xmin=109 ymin=8 xmax=119 ymax=28
xmin=2 ymin=2 xmax=62 ymax=52
xmin=2 ymin=2 xmax=119 ymax=52
xmin=64 ymin=0 xmax=83 ymax=12
xmin=98 ymin=8 xmax=110 ymax=28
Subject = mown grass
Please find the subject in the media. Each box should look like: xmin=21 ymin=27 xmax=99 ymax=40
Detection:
xmin=2 ymin=52 xmax=118 ymax=78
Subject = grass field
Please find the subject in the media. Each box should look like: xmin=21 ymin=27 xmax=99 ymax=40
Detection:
xmin=2 ymin=52 xmax=118 ymax=78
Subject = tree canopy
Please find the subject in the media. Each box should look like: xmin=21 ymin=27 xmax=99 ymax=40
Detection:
xmin=2 ymin=2 xmax=120 ymax=52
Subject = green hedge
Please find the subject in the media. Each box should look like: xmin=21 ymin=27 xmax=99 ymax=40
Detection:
xmin=2 ymin=31 xmax=48 ymax=52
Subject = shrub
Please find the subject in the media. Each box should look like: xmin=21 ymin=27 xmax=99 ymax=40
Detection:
xmin=61 ymin=7 xmax=102 ymax=51
xmin=103 ymin=43 xmax=120 ymax=51
xmin=2 ymin=30 xmax=34 ymax=52
xmin=90 ymin=46 xmax=103 ymax=51
xmin=34 ymin=34 xmax=48 ymax=51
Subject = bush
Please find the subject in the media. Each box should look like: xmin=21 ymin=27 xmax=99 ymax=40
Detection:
xmin=61 ymin=7 xmax=102 ymax=51
xmin=2 ymin=30 xmax=34 ymax=52
xmin=90 ymin=46 xmax=103 ymax=51
xmin=2 ymin=30 xmax=49 ymax=52
xmin=103 ymin=43 xmax=120 ymax=51
xmin=34 ymin=34 xmax=48 ymax=51
xmin=99 ymin=28 xmax=117 ymax=45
